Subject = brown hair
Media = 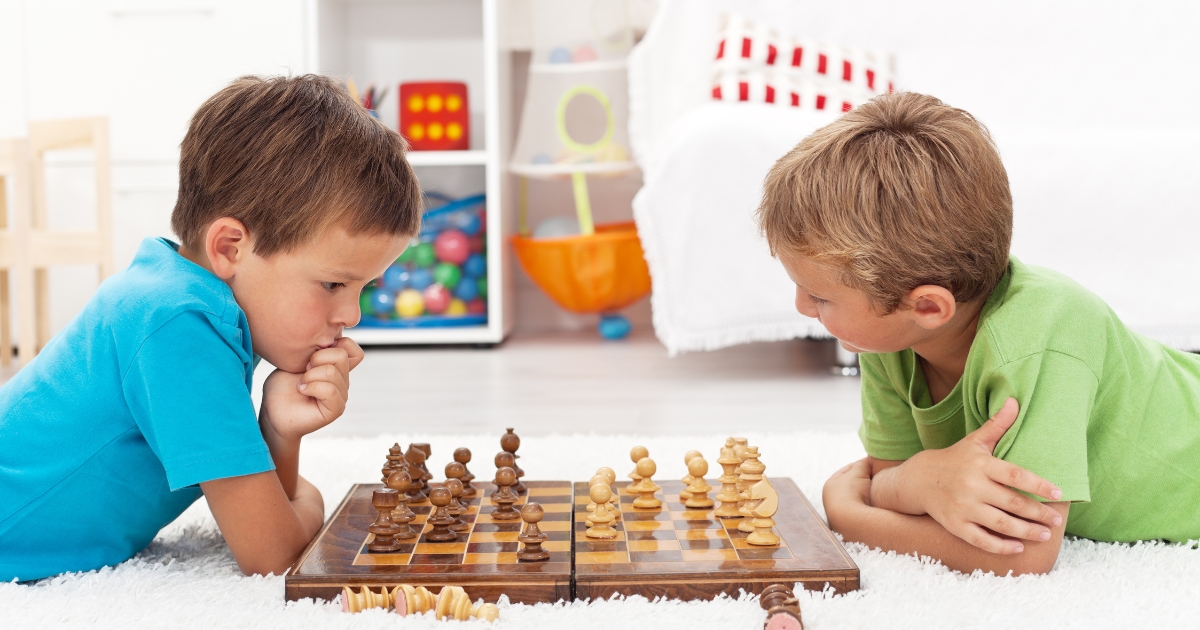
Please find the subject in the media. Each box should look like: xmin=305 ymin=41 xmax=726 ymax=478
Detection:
xmin=172 ymin=74 xmax=422 ymax=257
xmin=757 ymin=91 xmax=1012 ymax=314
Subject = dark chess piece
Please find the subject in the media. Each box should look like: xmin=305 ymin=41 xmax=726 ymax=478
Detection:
xmin=445 ymin=478 xmax=469 ymax=532
xmin=367 ymin=489 xmax=402 ymax=552
xmin=385 ymin=470 xmax=418 ymax=538
xmin=500 ymin=428 xmax=527 ymax=494
xmin=491 ymin=452 xmax=516 ymax=500
xmin=425 ymin=487 xmax=458 ymax=542
xmin=490 ymin=466 xmax=521 ymax=520
xmin=404 ymin=445 xmax=430 ymax=503
xmin=454 ymin=448 xmax=477 ymax=496
xmin=760 ymin=584 xmax=803 ymax=630
xmin=381 ymin=443 xmax=409 ymax=483
xmin=517 ymin=502 xmax=550 ymax=561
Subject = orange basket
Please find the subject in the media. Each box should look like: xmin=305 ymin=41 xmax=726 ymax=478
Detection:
xmin=511 ymin=221 xmax=651 ymax=314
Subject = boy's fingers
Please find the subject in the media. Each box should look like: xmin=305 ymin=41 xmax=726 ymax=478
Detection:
xmin=296 ymin=379 xmax=338 ymax=404
xmin=970 ymin=397 xmax=1020 ymax=451
xmin=986 ymin=486 xmax=1064 ymax=529
xmin=956 ymin=522 xmax=1025 ymax=555
xmin=975 ymin=504 xmax=1052 ymax=543
xmin=335 ymin=337 xmax=365 ymax=371
xmin=985 ymin=459 xmax=1062 ymax=502
xmin=300 ymin=364 xmax=348 ymax=393
xmin=309 ymin=347 xmax=350 ymax=373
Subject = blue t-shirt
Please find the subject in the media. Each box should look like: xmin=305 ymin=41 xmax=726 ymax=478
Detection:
xmin=0 ymin=237 xmax=274 ymax=581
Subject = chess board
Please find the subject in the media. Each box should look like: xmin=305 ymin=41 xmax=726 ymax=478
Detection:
xmin=284 ymin=477 xmax=858 ymax=604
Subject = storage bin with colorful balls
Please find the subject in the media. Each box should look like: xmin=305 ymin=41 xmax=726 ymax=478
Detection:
xmin=357 ymin=193 xmax=488 ymax=327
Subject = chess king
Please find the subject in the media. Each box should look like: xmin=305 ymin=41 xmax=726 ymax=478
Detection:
xmin=0 ymin=75 xmax=421 ymax=582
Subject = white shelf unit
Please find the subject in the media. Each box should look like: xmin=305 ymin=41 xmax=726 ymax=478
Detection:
xmin=311 ymin=0 xmax=516 ymax=345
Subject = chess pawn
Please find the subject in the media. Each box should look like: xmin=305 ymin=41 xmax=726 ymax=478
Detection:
xmin=596 ymin=466 xmax=616 ymax=485
xmin=746 ymin=477 xmax=781 ymax=546
xmin=500 ymin=427 xmax=527 ymax=494
xmin=715 ymin=446 xmax=743 ymax=518
xmin=367 ymin=489 xmax=403 ymax=552
xmin=385 ymin=470 xmax=419 ymax=539
xmin=631 ymin=457 xmax=662 ymax=509
xmin=587 ymin=474 xmax=619 ymax=520
xmin=425 ymin=487 xmax=459 ymax=542
xmin=341 ymin=585 xmax=391 ymax=613
xmin=684 ymin=457 xmax=714 ymax=508
xmin=490 ymin=466 xmax=521 ymax=520
xmin=738 ymin=446 xmax=767 ymax=532
xmin=760 ymin=585 xmax=803 ymax=630
xmin=393 ymin=584 xmax=437 ymax=616
xmin=679 ymin=449 xmax=703 ymax=501
xmin=491 ymin=452 xmax=516 ymax=500
xmin=445 ymin=461 xmax=470 ymax=516
xmin=454 ymin=447 xmax=477 ymax=496
xmin=445 ymin=478 xmax=470 ymax=533
xmin=594 ymin=468 xmax=620 ymax=516
xmin=625 ymin=445 xmax=649 ymax=494
xmin=584 ymin=483 xmax=618 ymax=539
xmin=517 ymin=502 xmax=550 ymax=561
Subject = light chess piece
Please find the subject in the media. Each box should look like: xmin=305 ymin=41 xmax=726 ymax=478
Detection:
xmin=585 ymin=482 xmax=618 ymax=538
xmin=739 ymin=446 xmax=766 ymax=532
xmin=632 ymin=457 xmax=662 ymax=509
xmin=367 ymin=489 xmax=403 ymax=552
xmin=341 ymin=586 xmax=392 ymax=613
xmin=715 ymin=446 xmax=743 ymax=518
xmin=594 ymin=469 xmax=620 ymax=518
xmin=501 ymin=427 xmax=527 ymax=494
xmin=445 ymin=478 xmax=469 ymax=533
xmin=490 ymin=466 xmax=521 ymax=520
xmin=454 ymin=447 xmax=477 ymax=496
xmin=491 ymin=452 xmax=516 ymax=500
xmin=517 ymin=503 xmax=550 ymax=561
xmin=425 ymin=586 xmax=500 ymax=622
xmin=684 ymin=456 xmax=714 ymax=508
xmin=392 ymin=585 xmax=436 ymax=617
xmin=385 ymin=470 xmax=419 ymax=539
xmin=679 ymin=450 xmax=703 ymax=501
xmin=586 ymin=475 xmax=620 ymax=526
xmin=746 ymin=477 xmax=780 ymax=546
xmin=625 ymin=445 xmax=649 ymax=494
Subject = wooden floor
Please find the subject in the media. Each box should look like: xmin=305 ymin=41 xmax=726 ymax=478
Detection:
xmin=289 ymin=332 xmax=862 ymax=437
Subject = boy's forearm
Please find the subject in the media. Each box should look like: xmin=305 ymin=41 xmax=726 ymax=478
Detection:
xmin=259 ymin=409 xmax=300 ymax=499
xmin=869 ymin=463 xmax=926 ymax=515
xmin=290 ymin=475 xmax=325 ymax=537
xmin=827 ymin=498 xmax=1063 ymax=576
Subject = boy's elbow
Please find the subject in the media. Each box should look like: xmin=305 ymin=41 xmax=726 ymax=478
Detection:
xmin=234 ymin=552 xmax=300 ymax=577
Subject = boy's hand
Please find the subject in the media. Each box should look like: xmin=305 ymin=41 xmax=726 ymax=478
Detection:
xmin=823 ymin=458 xmax=874 ymax=519
xmin=261 ymin=337 xmax=364 ymax=441
xmin=871 ymin=398 xmax=1064 ymax=554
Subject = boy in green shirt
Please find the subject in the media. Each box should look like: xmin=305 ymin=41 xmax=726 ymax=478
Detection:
xmin=757 ymin=92 xmax=1200 ymax=575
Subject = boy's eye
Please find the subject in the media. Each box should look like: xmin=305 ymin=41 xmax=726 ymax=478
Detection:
xmin=808 ymin=294 xmax=827 ymax=305
xmin=322 ymin=282 xmax=346 ymax=292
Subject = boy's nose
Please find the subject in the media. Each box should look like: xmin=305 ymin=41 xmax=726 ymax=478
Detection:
xmin=333 ymin=293 xmax=362 ymax=329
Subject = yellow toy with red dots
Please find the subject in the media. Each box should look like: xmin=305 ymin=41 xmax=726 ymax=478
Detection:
xmin=399 ymin=81 xmax=470 ymax=151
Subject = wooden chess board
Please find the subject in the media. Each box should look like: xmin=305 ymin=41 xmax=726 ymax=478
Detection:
xmin=284 ymin=477 xmax=858 ymax=604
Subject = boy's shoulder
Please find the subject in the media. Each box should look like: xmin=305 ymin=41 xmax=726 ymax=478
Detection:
xmin=977 ymin=257 xmax=1114 ymax=369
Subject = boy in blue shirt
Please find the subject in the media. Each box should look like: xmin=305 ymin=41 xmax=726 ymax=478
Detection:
xmin=0 ymin=75 xmax=421 ymax=581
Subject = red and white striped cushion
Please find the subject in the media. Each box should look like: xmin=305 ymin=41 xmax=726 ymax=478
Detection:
xmin=711 ymin=14 xmax=894 ymax=111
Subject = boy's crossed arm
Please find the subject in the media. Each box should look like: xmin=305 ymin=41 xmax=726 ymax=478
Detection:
xmin=202 ymin=337 xmax=364 ymax=576
xmin=824 ymin=399 xmax=1070 ymax=576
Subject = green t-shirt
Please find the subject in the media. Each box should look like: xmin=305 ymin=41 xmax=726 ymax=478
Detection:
xmin=859 ymin=257 xmax=1200 ymax=543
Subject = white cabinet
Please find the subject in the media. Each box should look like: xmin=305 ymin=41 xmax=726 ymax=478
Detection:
xmin=313 ymin=0 xmax=515 ymax=345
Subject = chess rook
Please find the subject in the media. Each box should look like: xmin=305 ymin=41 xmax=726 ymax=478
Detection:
xmin=500 ymin=428 xmax=527 ymax=494
xmin=490 ymin=466 xmax=521 ymax=520
xmin=367 ymin=489 xmax=403 ymax=552
xmin=454 ymin=447 xmax=477 ymax=496
xmin=517 ymin=502 xmax=550 ymax=561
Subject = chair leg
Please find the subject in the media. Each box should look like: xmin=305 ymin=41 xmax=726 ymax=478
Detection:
xmin=35 ymin=267 xmax=50 ymax=351
xmin=0 ymin=270 xmax=10 ymax=366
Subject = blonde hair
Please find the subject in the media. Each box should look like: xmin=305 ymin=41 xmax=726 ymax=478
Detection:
xmin=757 ymin=92 xmax=1012 ymax=314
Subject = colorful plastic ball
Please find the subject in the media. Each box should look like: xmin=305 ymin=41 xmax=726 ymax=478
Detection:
xmin=359 ymin=289 xmax=373 ymax=314
xmin=454 ymin=277 xmax=479 ymax=301
xmin=411 ymin=242 xmax=436 ymax=268
xmin=531 ymin=152 xmax=553 ymax=164
xmin=395 ymin=289 xmax=425 ymax=318
xmin=369 ymin=289 xmax=395 ymax=316
xmin=468 ymin=235 xmax=485 ymax=253
xmin=598 ymin=314 xmax=632 ymax=340
xmin=433 ymin=262 xmax=462 ymax=289
xmin=462 ymin=253 xmax=486 ymax=278
xmin=396 ymin=242 xmax=418 ymax=264
xmin=422 ymin=284 xmax=452 ymax=315
xmin=476 ymin=276 xmax=488 ymax=298
xmin=408 ymin=268 xmax=434 ymax=290
xmin=549 ymin=47 xmax=572 ymax=63
xmin=459 ymin=213 xmax=482 ymax=237
xmin=381 ymin=265 xmax=409 ymax=290
xmin=572 ymin=45 xmax=598 ymax=62
xmin=466 ymin=298 xmax=487 ymax=315
xmin=434 ymin=229 xmax=470 ymax=265
xmin=445 ymin=298 xmax=468 ymax=316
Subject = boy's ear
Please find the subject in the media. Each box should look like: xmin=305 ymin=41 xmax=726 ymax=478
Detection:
xmin=205 ymin=217 xmax=253 ymax=280
xmin=904 ymin=284 xmax=957 ymax=330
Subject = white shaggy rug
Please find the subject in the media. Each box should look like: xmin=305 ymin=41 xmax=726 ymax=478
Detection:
xmin=5 ymin=432 xmax=1198 ymax=629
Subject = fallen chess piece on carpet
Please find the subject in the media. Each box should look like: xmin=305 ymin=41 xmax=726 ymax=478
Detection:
xmin=340 ymin=584 xmax=500 ymax=621
xmin=760 ymin=584 xmax=803 ymax=630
